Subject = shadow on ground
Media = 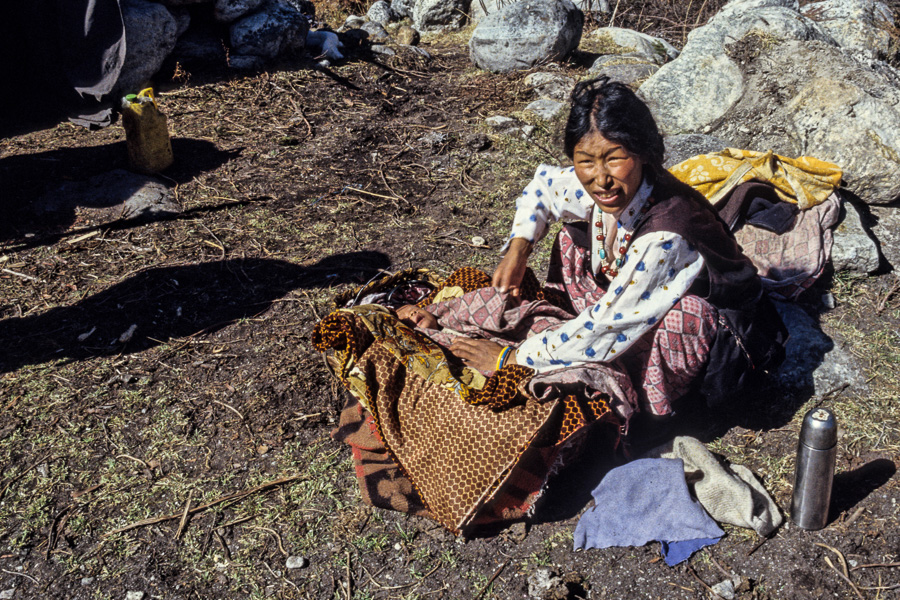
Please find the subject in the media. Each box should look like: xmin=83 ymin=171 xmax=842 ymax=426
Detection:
xmin=0 ymin=138 xmax=241 ymax=244
xmin=0 ymin=253 xmax=389 ymax=373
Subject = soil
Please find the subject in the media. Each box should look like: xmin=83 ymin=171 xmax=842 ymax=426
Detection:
xmin=1 ymin=10 xmax=900 ymax=600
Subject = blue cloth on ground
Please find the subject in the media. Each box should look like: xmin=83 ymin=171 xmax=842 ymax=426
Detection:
xmin=573 ymin=458 xmax=723 ymax=564
xmin=660 ymin=537 xmax=722 ymax=566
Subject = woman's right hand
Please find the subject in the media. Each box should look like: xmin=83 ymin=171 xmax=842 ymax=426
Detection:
xmin=492 ymin=238 xmax=532 ymax=297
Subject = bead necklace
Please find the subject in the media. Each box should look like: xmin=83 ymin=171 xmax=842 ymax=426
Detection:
xmin=594 ymin=202 xmax=651 ymax=278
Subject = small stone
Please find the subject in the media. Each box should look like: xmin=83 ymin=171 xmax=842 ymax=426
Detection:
xmin=393 ymin=542 xmax=402 ymax=550
xmin=471 ymin=236 xmax=486 ymax=246
xmin=821 ymin=292 xmax=835 ymax=310
xmin=0 ymin=589 xmax=14 ymax=600
xmin=395 ymin=25 xmax=420 ymax=46
xmin=524 ymin=98 xmax=564 ymax=120
xmin=342 ymin=15 xmax=366 ymax=29
xmin=257 ymin=445 xmax=270 ymax=455
xmin=369 ymin=44 xmax=396 ymax=56
xmin=285 ymin=556 xmax=308 ymax=569
xmin=80 ymin=577 xmax=95 ymax=586
xmin=710 ymin=579 xmax=736 ymax=600
xmin=125 ymin=592 xmax=146 ymax=600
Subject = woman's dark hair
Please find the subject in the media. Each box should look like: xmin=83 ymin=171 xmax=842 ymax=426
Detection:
xmin=564 ymin=76 xmax=666 ymax=180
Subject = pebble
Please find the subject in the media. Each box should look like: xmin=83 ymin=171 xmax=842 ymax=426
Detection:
xmin=125 ymin=593 xmax=145 ymax=600
xmin=711 ymin=579 xmax=736 ymax=600
xmin=80 ymin=577 xmax=95 ymax=586
xmin=0 ymin=589 xmax=14 ymax=600
xmin=821 ymin=292 xmax=836 ymax=309
xmin=471 ymin=236 xmax=485 ymax=246
xmin=285 ymin=556 xmax=308 ymax=569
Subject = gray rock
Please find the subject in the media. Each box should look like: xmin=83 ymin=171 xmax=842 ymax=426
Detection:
xmin=0 ymin=589 xmax=13 ymax=600
xmin=285 ymin=555 xmax=308 ymax=569
xmin=229 ymin=54 xmax=267 ymax=69
xmin=527 ymin=568 xmax=567 ymax=599
xmin=524 ymin=98 xmax=565 ymax=120
xmin=711 ymin=579 xmax=736 ymax=600
xmin=80 ymin=577 xmax=95 ymax=586
xmin=367 ymin=0 xmax=394 ymax=24
xmin=704 ymin=40 xmax=900 ymax=204
xmin=870 ymin=206 xmax=900 ymax=269
xmin=590 ymin=26 xmax=679 ymax=64
xmin=171 ymin=7 xmax=191 ymax=36
xmin=125 ymin=593 xmax=145 ymax=600
xmin=117 ymin=0 xmax=180 ymax=94
xmin=485 ymin=115 xmax=533 ymax=138
xmin=171 ymin=27 xmax=228 ymax=64
xmin=369 ymin=44 xmax=396 ymax=56
xmin=342 ymin=15 xmax=366 ymax=29
xmin=215 ymin=0 xmax=266 ymax=22
xmin=663 ymin=134 xmax=734 ymax=169
xmin=391 ymin=0 xmax=416 ymax=18
xmin=395 ymin=25 xmax=420 ymax=45
xmin=361 ymin=20 xmax=391 ymax=43
xmin=638 ymin=0 xmax=835 ymax=135
xmin=524 ymin=72 xmax=575 ymax=102
xmin=592 ymin=61 xmax=658 ymax=86
xmin=471 ymin=0 xmax=604 ymax=22
xmin=230 ymin=0 xmax=309 ymax=59
xmin=413 ymin=0 xmax=470 ymax=32
xmin=469 ymin=0 xmax=583 ymax=73
xmin=306 ymin=30 xmax=344 ymax=61
xmin=831 ymin=198 xmax=880 ymax=274
xmin=773 ymin=302 xmax=869 ymax=397
xmin=800 ymin=0 xmax=894 ymax=59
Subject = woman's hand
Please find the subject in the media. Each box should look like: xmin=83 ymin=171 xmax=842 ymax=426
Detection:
xmin=449 ymin=338 xmax=516 ymax=372
xmin=492 ymin=238 xmax=532 ymax=297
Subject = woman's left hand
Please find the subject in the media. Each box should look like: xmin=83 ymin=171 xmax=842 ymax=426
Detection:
xmin=449 ymin=338 xmax=514 ymax=372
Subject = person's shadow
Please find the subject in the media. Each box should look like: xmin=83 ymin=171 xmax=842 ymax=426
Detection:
xmin=0 ymin=253 xmax=389 ymax=374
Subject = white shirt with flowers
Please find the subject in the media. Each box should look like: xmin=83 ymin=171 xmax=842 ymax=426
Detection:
xmin=506 ymin=164 xmax=706 ymax=372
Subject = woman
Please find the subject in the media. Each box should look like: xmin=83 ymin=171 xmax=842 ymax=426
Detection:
xmin=450 ymin=76 xmax=786 ymax=414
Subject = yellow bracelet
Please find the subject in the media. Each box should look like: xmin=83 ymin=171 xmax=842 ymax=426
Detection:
xmin=496 ymin=346 xmax=512 ymax=371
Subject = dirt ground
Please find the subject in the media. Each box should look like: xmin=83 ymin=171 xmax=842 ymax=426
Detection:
xmin=2 ymin=6 xmax=900 ymax=599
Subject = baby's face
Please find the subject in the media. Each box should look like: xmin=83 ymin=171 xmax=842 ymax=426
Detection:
xmin=396 ymin=304 xmax=439 ymax=330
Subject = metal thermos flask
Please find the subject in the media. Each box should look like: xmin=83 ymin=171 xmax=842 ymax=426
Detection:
xmin=790 ymin=408 xmax=837 ymax=530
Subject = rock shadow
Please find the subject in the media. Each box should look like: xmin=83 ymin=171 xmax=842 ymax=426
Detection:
xmin=0 ymin=138 xmax=241 ymax=245
xmin=0 ymin=253 xmax=389 ymax=374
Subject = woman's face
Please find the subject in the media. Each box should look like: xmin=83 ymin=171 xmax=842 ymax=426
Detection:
xmin=573 ymin=130 xmax=644 ymax=215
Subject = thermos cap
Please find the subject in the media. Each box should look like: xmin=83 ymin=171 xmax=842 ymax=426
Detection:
xmin=800 ymin=407 xmax=837 ymax=450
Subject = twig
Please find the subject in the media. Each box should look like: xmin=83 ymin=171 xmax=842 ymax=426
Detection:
xmin=214 ymin=529 xmax=231 ymax=561
xmin=248 ymin=526 xmax=289 ymax=556
xmin=843 ymin=505 xmax=866 ymax=528
xmin=687 ymin=565 xmax=725 ymax=600
xmin=345 ymin=550 xmax=352 ymax=600
xmin=213 ymin=400 xmax=245 ymax=421
xmin=1 ymin=569 xmax=39 ymax=585
xmin=0 ymin=453 xmax=52 ymax=500
xmin=851 ymin=562 xmax=900 ymax=571
xmin=474 ymin=560 xmax=508 ymax=600
xmin=175 ymin=491 xmax=194 ymax=540
xmin=747 ymin=534 xmax=771 ymax=556
xmin=343 ymin=186 xmax=403 ymax=201
xmin=876 ymin=275 xmax=900 ymax=314
xmin=216 ymin=515 xmax=256 ymax=530
xmin=816 ymin=543 xmax=864 ymax=600
xmin=2 ymin=268 xmax=41 ymax=282
xmin=103 ymin=474 xmax=306 ymax=537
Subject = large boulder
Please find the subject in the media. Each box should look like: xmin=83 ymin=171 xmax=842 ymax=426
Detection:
xmin=637 ymin=0 xmax=835 ymax=135
xmin=215 ymin=0 xmax=266 ymax=22
xmin=117 ymin=0 xmax=180 ymax=94
xmin=469 ymin=0 xmax=583 ymax=73
xmin=700 ymin=39 xmax=900 ymax=205
xmin=230 ymin=0 xmax=309 ymax=60
xmin=589 ymin=27 xmax=679 ymax=64
xmin=471 ymin=0 xmax=606 ymax=22
xmin=800 ymin=0 xmax=894 ymax=60
xmin=413 ymin=0 xmax=470 ymax=32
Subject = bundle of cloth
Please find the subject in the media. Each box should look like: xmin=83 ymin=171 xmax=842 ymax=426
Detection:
xmin=312 ymin=148 xmax=843 ymax=536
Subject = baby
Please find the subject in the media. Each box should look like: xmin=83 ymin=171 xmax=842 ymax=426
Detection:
xmin=395 ymin=304 xmax=440 ymax=330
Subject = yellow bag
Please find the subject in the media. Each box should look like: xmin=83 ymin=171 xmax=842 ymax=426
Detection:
xmin=121 ymin=88 xmax=174 ymax=174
